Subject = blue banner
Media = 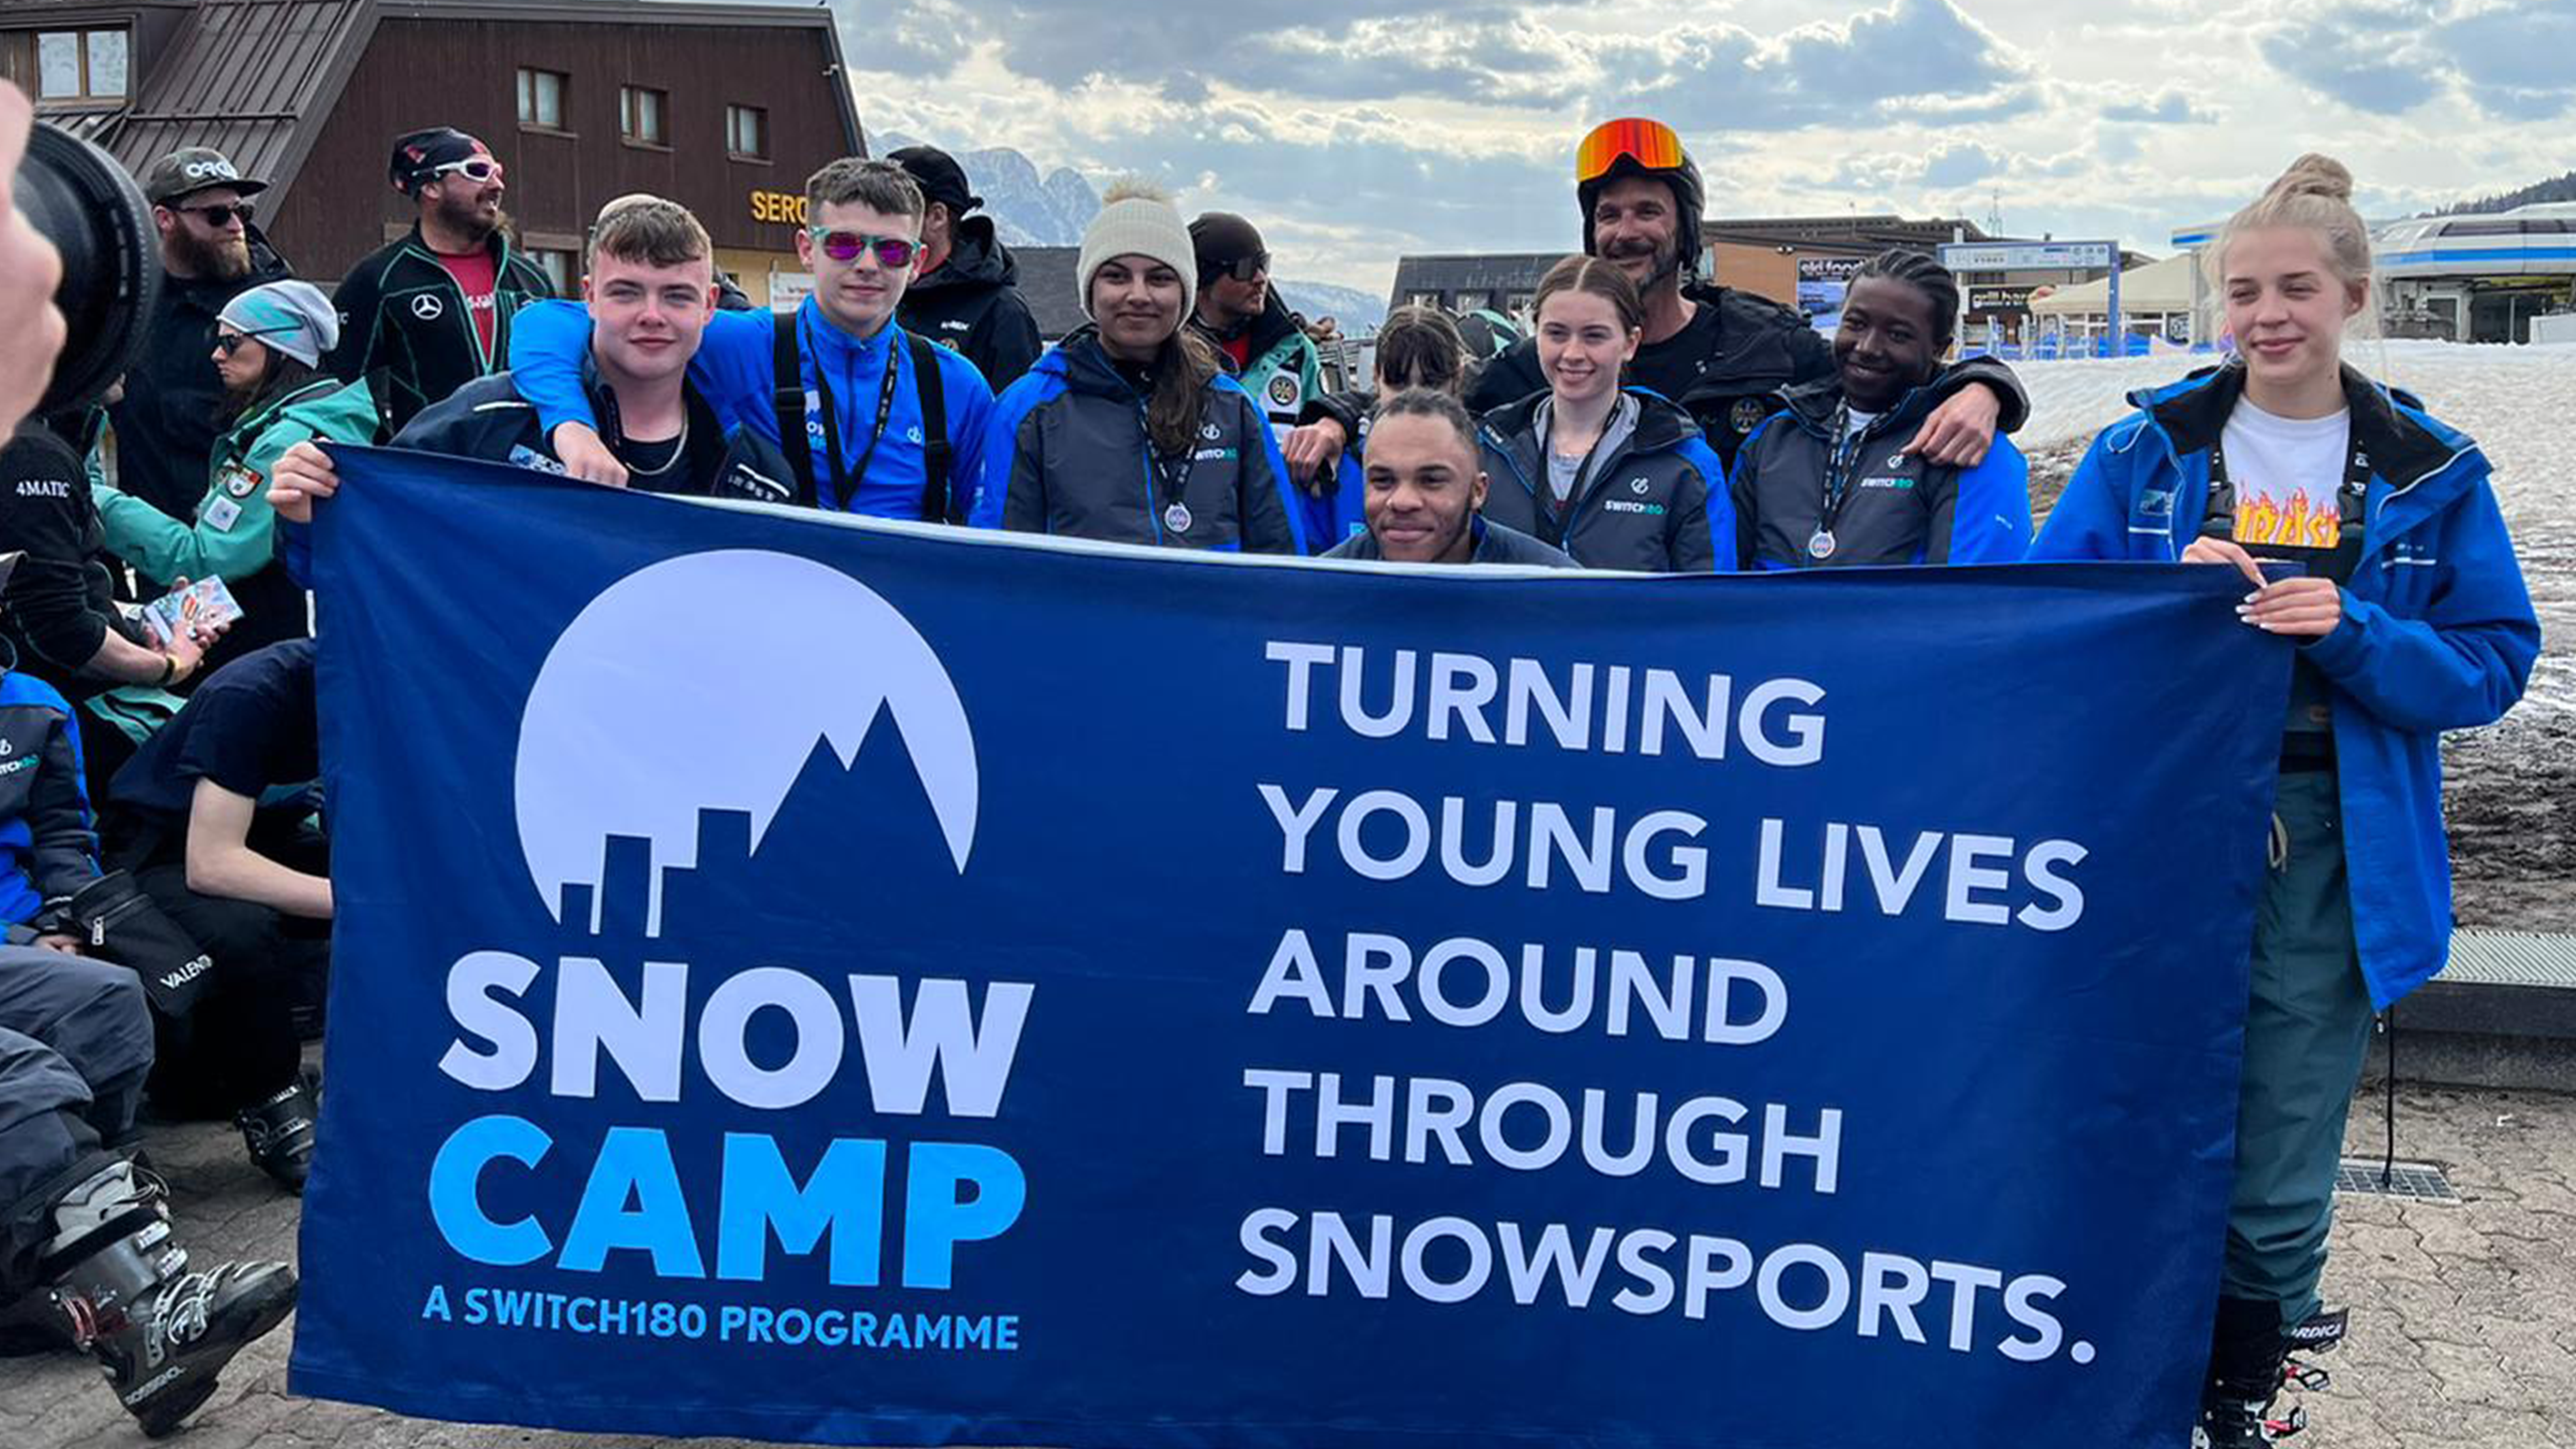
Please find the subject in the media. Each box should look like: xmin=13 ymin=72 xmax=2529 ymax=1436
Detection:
xmin=291 ymin=449 xmax=2288 ymax=1449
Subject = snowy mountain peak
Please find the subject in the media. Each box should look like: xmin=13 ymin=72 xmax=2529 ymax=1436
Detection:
xmin=875 ymin=131 xmax=1100 ymax=246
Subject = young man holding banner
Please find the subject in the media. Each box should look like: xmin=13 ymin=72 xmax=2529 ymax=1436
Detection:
xmin=502 ymin=160 xmax=997 ymax=522
xmin=269 ymin=198 xmax=799 ymax=517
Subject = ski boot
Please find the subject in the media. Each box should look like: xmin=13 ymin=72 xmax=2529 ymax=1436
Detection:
xmin=2282 ymin=1305 xmax=2348 ymax=1394
xmin=2252 ymin=1305 xmax=2349 ymax=1439
xmin=42 ymin=1158 xmax=298 ymax=1437
xmin=2194 ymin=1297 xmax=2296 ymax=1448
xmin=236 ymin=1076 xmax=319 ymax=1192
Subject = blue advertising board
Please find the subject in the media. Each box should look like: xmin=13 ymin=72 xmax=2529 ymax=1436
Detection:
xmin=291 ymin=450 xmax=2287 ymax=1448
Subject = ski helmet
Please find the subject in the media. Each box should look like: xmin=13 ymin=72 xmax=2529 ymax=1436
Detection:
xmin=1575 ymin=117 xmax=1705 ymax=281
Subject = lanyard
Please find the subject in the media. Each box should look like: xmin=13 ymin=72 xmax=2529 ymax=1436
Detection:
xmin=1144 ymin=403 xmax=1202 ymax=538
xmin=1806 ymin=401 xmax=1869 ymax=561
xmin=1535 ymin=405 xmax=1617 ymax=549
xmin=806 ymin=314 xmax=902 ymax=512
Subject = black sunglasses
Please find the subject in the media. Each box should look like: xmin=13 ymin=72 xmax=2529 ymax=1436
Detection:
xmin=213 ymin=325 xmax=296 ymax=357
xmin=178 ymin=202 xmax=256 ymax=227
xmin=1207 ymin=252 xmax=1269 ymax=282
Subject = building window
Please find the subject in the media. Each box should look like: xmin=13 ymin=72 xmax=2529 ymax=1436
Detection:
xmin=726 ymin=104 xmax=769 ymax=160
xmin=530 ymin=249 xmax=577 ymax=295
xmin=36 ymin=29 xmax=128 ymax=101
xmin=517 ymin=68 xmax=567 ymax=129
xmin=620 ymin=86 xmax=668 ymax=147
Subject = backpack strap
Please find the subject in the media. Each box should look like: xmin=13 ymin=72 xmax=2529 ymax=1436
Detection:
xmin=771 ymin=313 xmax=820 ymax=507
xmin=906 ymin=331 xmax=954 ymax=523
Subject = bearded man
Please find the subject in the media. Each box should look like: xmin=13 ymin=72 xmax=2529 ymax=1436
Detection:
xmin=324 ymin=127 xmax=554 ymax=439
xmin=106 ymin=148 xmax=293 ymax=521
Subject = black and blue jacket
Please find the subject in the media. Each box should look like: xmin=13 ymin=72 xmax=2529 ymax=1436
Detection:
xmin=0 ymin=653 xmax=99 ymax=928
xmin=396 ymin=361 xmax=799 ymax=503
xmin=969 ymin=327 xmax=1306 ymax=553
xmin=1475 ymin=387 xmax=1734 ymax=572
xmin=1297 ymin=412 xmax=1372 ymax=555
xmin=279 ymin=362 xmax=803 ymax=590
xmin=509 ymin=297 xmax=996 ymax=519
xmin=2032 ymin=363 xmax=2540 ymax=1008
xmin=1322 ymin=516 xmax=1579 ymax=568
xmin=1732 ymin=371 xmax=2033 ymax=570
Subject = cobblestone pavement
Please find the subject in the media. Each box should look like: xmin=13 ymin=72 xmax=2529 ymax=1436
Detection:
xmin=7 ymin=1085 xmax=2572 ymax=1449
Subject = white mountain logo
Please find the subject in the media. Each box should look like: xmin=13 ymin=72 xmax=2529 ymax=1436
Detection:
xmin=513 ymin=549 xmax=978 ymax=936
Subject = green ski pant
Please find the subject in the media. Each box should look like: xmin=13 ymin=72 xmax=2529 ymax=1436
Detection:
xmin=2222 ymin=769 xmax=2379 ymax=1325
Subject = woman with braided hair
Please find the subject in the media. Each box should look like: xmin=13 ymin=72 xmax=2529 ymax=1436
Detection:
xmin=1727 ymin=247 xmax=2033 ymax=569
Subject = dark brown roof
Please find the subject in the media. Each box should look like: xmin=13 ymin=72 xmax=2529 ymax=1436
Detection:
xmin=19 ymin=0 xmax=859 ymax=210
xmin=28 ymin=0 xmax=374 ymax=202
xmin=1014 ymin=245 xmax=1084 ymax=341
xmin=1389 ymin=252 xmax=1564 ymax=306
xmin=49 ymin=1 xmax=376 ymax=206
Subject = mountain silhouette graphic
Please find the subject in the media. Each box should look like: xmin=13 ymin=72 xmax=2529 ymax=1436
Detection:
xmin=642 ymin=707 xmax=977 ymax=950
xmin=514 ymin=550 xmax=978 ymax=937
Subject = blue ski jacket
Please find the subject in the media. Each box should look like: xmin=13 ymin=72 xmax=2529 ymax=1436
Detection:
xmin=2030 ymin=364 xmax=2539 ymax=1008
xmin=508 ymin=297 xmax=995 ymax=519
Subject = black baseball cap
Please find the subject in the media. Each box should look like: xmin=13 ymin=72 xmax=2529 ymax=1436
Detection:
xmin=389 ymin=127 xmax=494 ymax=195
xmin=888 ymin=146 xmax=980 ymax=214
xmin=143 ymin=147 xmax=268 ymax=207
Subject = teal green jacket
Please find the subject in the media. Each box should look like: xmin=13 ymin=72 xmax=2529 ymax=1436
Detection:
xmin=96 ymin=376 xmax=378 ymax=587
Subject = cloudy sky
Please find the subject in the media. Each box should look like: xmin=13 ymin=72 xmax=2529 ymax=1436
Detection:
xmin=822 ymin=0 xmax=2572 ymax=293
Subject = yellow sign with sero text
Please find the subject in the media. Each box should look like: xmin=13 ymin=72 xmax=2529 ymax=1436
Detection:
xmin=750 ymin=190 xmax=808 ymax=227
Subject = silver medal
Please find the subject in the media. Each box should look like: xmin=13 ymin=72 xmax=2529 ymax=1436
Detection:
xmin=1807 ymin=529 xmax=1837 ymax=560
xmin=1164 ymin=501 xmax=1194 ymax=534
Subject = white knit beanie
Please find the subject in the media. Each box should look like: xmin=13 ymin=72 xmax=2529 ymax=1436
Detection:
xmin=1077 ymin=180 xmax=1197 ymax=318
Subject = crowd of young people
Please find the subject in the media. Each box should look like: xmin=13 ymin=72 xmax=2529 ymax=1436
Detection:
xmin=0 ymin=96 xmax=2542 ymax=1446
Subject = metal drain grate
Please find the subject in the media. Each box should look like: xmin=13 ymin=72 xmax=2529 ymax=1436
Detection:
xmin=2335 ymin=1159 xmax=2461 ymax=1204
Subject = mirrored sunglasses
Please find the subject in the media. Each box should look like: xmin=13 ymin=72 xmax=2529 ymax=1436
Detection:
xmin=809 ymin=229 xmax=919 ymax=268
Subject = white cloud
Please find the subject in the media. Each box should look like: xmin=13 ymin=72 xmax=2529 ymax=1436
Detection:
xmin=817 ymin=0 xmax=2575 ymax=293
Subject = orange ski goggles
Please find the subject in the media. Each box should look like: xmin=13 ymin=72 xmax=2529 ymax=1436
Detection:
xmin=1576 ymin=118 xmax=1687 ymax=183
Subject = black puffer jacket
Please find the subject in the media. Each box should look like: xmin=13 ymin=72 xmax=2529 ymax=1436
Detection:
xmin=0 ymin=416 xmax=140 ymax=704
xmin=1475 ymin=387 xmax=1734 ymax=573
xmin=971 ymin=327 xmax=1306 ymax=553
xmin=898 ymin=216 xmax=1045 ymax=393
xmin=106 ymin=232 xmax=295 ymax=522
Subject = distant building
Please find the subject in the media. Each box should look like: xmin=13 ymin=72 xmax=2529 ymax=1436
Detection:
xmin=1383 ymin=217 xmax=2141 ymax=348
xmin=1700 ymin=214 xmax=1992 ymax=311
xmin=8 ymin=0 xmax=863 ymax=303
xmin=2373 ymin=205 xmax=2576 ymax=344
xmin=1387 ymin=252 xmax=1563 ymax=319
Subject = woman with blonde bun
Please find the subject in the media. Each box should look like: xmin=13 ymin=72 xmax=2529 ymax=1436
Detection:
xmin=2032 ymin=154 xmax=2538 ymax=1447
